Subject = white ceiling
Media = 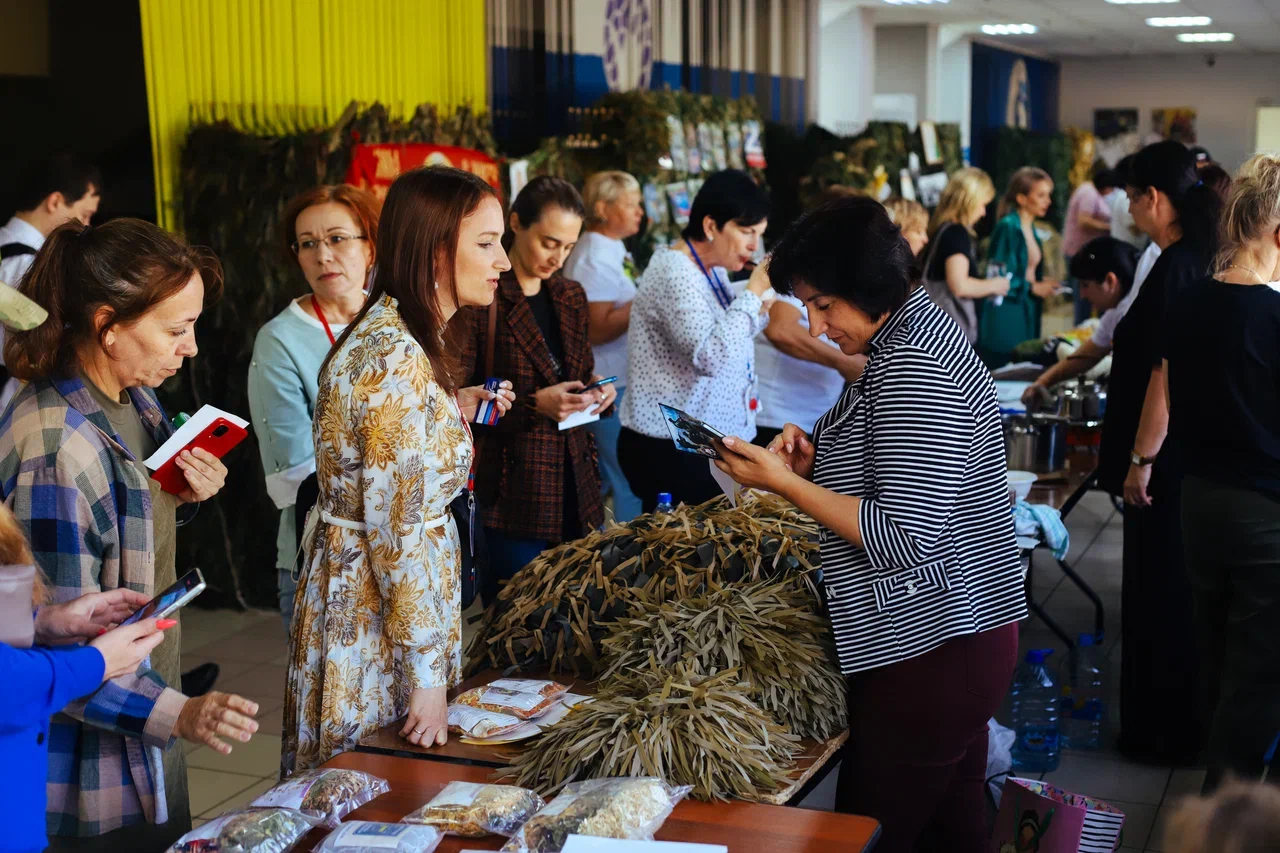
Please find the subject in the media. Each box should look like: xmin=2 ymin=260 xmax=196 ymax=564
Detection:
xmin=829 ymin=0 xmax=1280 ymax=57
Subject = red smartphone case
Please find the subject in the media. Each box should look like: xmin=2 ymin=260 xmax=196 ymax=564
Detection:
xmin=150 ymin=418 xmax=248 ymax=495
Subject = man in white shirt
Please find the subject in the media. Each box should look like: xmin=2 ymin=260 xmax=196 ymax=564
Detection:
xmin=1109 ymin=154 xmax=1149 ymax=251
xmin=0 ymin=155 xmax=101 ymax=409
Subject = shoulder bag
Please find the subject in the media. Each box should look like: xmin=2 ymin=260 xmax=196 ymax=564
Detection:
xmin=920 ymin=223 xmax=980 ymax=345
xmin=449 ymin=301 xmax=497 ymax=609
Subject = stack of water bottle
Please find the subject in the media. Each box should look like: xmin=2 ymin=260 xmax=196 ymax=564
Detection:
xmin=1009 ymin=634 xmax=1107 ymax=773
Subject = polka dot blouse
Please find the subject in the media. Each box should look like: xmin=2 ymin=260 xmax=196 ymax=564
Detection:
xmin=620 ymin=246 xmax=768 ymax=440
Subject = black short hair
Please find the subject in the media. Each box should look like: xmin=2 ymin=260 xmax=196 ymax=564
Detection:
xmin=1069 ymin=236 xmax=1139 ymax=295
xmin=13 ymin=154 xmax=101 ymax=213
xmin=505 ymin=175 xmax=585 ymax=250
xmin=1092 ymin=169 xmax=1123 ymax=192
xmin=767 ymin=195 xmax=914 ymax=321
xmin=682 ymin=169 xmax=770 ymax=241
xmin=1113 ymin=154 xmax=1137 ymax=187
xmin=1189 ymin=145 xmax=1213 ymax=164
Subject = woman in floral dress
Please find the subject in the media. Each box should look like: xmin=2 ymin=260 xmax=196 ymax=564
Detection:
xmin=281 ymin=166 xmax=514 ymax=775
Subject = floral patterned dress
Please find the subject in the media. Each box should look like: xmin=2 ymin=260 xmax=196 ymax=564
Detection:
xmin=281 ymin=294 xmax=470 ymax=776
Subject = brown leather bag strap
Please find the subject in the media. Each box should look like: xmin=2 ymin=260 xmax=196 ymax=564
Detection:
xmin=485 ymin=298 xmax=498 ymax=379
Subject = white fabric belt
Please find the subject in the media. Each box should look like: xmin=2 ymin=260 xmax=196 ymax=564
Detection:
xmin=320 ymin=509 xmax=451 ymax=531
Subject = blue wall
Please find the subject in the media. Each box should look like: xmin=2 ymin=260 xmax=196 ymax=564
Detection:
xmin=969 ymin=42 xmax=1061 ymax=171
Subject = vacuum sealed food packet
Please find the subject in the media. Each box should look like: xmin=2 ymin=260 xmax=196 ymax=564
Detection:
xmin=453 ymin=680 xmax=569 ymax=721
xmin=500 ymin=777 xmax=692 ymax=853
xmin=314 ymin=821 xmax=443 ymax=852
xmin=168 ymin=807 xmax=320 ymax=852
xmin=402 ymin=781 xmax=546 ymax=837
xmin=448 ymin=703 xmax=527 ymax=739
xmin=251 ymin=768 xmax=390 ymax=829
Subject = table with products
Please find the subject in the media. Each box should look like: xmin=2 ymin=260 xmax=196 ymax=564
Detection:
xmin=297 ymin=751 xmax=882 ymax=852
xmin=356 ymin=669 xmax=849 ymax=808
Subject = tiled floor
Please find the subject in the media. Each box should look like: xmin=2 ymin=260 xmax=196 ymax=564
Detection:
xmin=183 ymin=490 xmax=1195 ymax=848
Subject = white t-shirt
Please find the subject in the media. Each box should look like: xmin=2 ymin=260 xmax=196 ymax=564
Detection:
xmin=620 ymin=247 xmax=767 ymax=440
xmin=1092 ymin=241 xmax=1161 ymax=349
xmin=562 ymin=231 xmax=636 ymax=387
xmin=1109 ymin=192 xmax=1149 ymax=250
xmin=753 ymin=295 xmax=846 ymax=433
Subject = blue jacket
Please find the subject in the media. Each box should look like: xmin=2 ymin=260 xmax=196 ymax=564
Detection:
xmin=0 ymin=642 xmax=104 ymax=852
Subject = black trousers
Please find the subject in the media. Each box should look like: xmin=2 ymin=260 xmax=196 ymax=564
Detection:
xmin=1119 ymin=465 xmax=1204 ymax=765
xmin=1182 ymin=475 xmax=1280 ymax=791
xmin=752 ymin=425 xmax=784 ymax=449
xmin=617 ymin=427 xmax=722 ymax=514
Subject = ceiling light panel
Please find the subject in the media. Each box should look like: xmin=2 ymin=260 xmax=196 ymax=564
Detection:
xmin=1146 ymin=16 xmax=1212 ymax=27
xmin=981 ymin=23 xmax=1039 ymax=36
xmin=883 ymin=0 xmax=950 ymax=5
xmin=1105 ymin=0 xmax=1180 ymax=5
xmin=1176 ymin=32 xmax=1235 ymax=42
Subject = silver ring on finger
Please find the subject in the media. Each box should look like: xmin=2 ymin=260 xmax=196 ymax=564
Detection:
xmin=413 ymin=728 xmax=425 ymax=734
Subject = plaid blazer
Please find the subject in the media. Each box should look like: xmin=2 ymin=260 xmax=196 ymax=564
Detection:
xmin=0 ymin=376 xmax=189 ymax=837
xmin=457 ymin=272 xmax=606 ymax=541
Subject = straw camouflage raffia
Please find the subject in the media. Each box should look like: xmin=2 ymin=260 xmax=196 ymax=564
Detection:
xmin=503 ymin=667 xmax=800 ymax=802
xmin=465 ymin=494 xmax=822 ymax=678
xmin=600 ymin=579 xmax=848 ymax=741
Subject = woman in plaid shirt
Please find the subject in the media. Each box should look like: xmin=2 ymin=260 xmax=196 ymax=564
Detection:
xmin=0 ymin=220 xmax=259 ymax=850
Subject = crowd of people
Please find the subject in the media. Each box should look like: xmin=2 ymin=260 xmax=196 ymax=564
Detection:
xmin=1 ymin=136 xmax=1279 ymax=853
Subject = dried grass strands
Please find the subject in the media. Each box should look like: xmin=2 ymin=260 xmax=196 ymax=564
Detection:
xmin=599 ymin=580 xmax=848 ymax=741
xmin=503 ymin=668 xmax=799 ymax=802
xmin=466 ymin=495 xmax=822 ymax=677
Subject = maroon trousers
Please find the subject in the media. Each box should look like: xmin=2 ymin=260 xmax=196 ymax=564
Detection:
xmin=836 ymin=623 xmax=1020 ymax=853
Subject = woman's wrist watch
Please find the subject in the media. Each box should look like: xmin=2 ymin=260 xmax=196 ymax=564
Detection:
xmin=1130 ymin=450 xmax=1157 ymax=467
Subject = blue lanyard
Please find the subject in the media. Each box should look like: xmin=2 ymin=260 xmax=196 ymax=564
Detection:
xmin=685 ymin=240 xmax=732 ymax=309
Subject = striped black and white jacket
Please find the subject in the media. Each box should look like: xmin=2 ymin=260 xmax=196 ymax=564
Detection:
xmin=811 ymin=287 xmax=1026 ymax=675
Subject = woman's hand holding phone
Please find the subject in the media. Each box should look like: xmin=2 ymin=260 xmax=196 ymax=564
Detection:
xmin=91 ymin=618 xmax=175 ymax=681
xmin=535 ymin=381 xmax=601 ymax=422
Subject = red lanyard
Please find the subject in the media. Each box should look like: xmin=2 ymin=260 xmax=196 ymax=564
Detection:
xmin=311 ymin=295 xmax=337 ymax=346
xmin=454 ymin=396 xmax=476 ymax=492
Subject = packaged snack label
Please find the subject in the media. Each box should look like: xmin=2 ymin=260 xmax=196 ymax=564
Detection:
xmin=478 ymin=687 xmax=546 ymax=713
xmin=449 ymin=704 xmax=523 ymax=736
xmin=488 ymin=678 xmax=563 ymax=694
xmin=429 ymin=781 xmax=486 ymax=808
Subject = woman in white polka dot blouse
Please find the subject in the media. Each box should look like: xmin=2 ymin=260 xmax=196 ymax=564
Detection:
xmin=618 ymin=170 xmax=771 ymax=513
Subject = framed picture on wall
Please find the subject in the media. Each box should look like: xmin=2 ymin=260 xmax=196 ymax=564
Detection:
xmin=1153 ymin=107 xmax=1198 ymax=145
xmin=919 ymin=121 xmax=942 ymax=165
xmin=1094 ymin=108 xmax=1139 ymax=140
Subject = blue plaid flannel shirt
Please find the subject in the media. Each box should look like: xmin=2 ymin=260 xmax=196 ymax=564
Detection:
xmin=0 ymin=376 xmax=194 ymax=837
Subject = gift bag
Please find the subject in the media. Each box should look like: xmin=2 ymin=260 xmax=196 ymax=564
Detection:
xmin=990 ymin=777 xmax=1126 ymax=853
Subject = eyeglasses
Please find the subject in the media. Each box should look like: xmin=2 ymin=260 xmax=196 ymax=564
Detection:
xmin=291 ymin=233 xmax=367 ymax=254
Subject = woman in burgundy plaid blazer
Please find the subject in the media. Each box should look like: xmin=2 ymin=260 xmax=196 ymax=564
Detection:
xmin=457 ymin=177 xmax=617 ymax=595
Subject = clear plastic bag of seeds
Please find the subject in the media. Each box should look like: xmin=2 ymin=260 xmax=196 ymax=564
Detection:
xmin=313 ymin=820 xmax=444 ymax=852
xmin=251 ymin=768 xmax=390 ymax=829
xmin=402 ymin=781 xmax=546 ymax=837
xmin=168 ymin=807 xmax=320 ymax=852
xmin=500 ymin=777 xmax=692 ymax=853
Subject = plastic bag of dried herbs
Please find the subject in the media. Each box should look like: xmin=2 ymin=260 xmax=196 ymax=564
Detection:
xmin=313 ymin=820 xmax=443 ymax=852
xmin=500 ymin=778 xmax=691 ymax=853
xmin=252 ymin=768 xmax=390 ymax=829
xmin=453 ymin=680 xmax=569 ymax=720
xmin=402 ymin=781 xmax=545 ymax=837
xmin=168 ymin=807 xmax=320 ymax=852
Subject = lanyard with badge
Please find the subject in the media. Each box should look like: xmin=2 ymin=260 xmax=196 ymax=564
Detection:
xmin=685 ymin=240 xmax=759 ymax=414
xmin=311 ymin=296 xmax=338 ymax=346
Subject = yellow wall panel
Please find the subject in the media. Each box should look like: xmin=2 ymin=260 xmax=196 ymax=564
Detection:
xmin=140 ymin=0 xmax=487 ymax=230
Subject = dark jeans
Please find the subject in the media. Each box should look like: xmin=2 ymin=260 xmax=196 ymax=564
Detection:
xmin=46 ymin=795 xmax=191 ymax=852
xmin=1182 ymin=475 xmax=1280 ymax=791
xmin=617 ymin=427 xmax=723 ymax=514
xmin=482 ymin=526 xmax=550 ymax=604
xmin=836 ymin=623 xmax=1019 ymax=853
xmin=1119 ymin=466 xmax=1203 ymax=765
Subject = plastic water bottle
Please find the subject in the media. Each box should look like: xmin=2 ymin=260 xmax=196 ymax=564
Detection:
xmin=1010 ymin=648 xmax=1061 ymax=773
xmin=655 ymin=493 xmax=674 ymax=514
xmin=1060 ymin=634 xmax=1106 ymax=751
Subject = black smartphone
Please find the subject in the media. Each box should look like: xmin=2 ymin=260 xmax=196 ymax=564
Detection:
xmin=659 ymin=403 xmax=726 ymax=460
xmin=119 ymin=568 xmax=206 ymax=626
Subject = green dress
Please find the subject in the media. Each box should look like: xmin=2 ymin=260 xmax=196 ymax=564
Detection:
xmin=978 ymin=212 xmax=1044 ymax=367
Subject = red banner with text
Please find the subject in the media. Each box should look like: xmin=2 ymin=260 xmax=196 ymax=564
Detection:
xmin=346 ymin=144 xmax=502 ymax=202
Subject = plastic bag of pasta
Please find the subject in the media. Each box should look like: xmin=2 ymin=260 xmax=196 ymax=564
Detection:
xmin=251 ymin=768 xmax=390 ymax=829
xmin=313 ymin=821 xmax=444 ymax=852
xmin=168 ymin=807 xmax=320 ymax=852
xmin=402 ymin=781 xmax=545 ymax=837
xmin=500 ymin=778 xmax=692 ymax=853
xmin=447 ymin=703 xmax=527 ymax=739
xmin=453 ymin=680 xmax=569 ymax=721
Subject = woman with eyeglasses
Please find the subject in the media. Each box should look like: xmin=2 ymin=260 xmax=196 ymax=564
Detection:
xmin=248 ymin=186 xmax=380 ymax=631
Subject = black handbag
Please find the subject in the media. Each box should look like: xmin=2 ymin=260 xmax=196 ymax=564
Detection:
xmin=450 ymin=488 xmax=486 ymax=610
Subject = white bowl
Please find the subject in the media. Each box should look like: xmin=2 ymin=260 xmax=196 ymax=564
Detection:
xmin=1007 ymin=470 xmax=1038 ymax=503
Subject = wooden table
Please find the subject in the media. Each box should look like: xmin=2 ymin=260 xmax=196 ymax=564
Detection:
xmin=356 ymin=669 xmax=848 ymax=806
xmin=298 ymin=751 xmax=880 ymax=852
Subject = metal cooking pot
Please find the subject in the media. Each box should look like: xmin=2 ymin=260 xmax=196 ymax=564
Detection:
xmin=1004 ymin=413 xmax=1068 ymax=474
xmin=1031 ymin=379 xmax=1107 ymax=423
